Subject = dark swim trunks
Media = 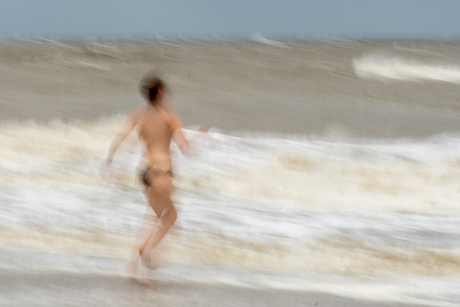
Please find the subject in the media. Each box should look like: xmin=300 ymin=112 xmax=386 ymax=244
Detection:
xmin=138 ymin=167 xmax=173 ymax=186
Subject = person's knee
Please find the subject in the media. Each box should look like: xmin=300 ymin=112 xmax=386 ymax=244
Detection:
xmin=163 ymin=206 xmax=177 ymax=227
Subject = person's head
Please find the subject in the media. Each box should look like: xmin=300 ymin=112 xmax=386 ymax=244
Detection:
xmin=139 ymin=71 xmax=166 ymax=105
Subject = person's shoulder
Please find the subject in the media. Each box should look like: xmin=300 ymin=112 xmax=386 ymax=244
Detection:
xmin=128 ymin=104 xmax=149 ymax=120
xmin=161 ymin=108 xmax=181 ymax=131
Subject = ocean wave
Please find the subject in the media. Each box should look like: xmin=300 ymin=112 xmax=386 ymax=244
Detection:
xmin=1 ymin=116 xmax=460 ymax=280
xmin=353 ymin=53 xmax=460 ymax=83
xmin=2 ymin=221 xmax=460 ymax=278
xmin=2 ymin=116 xmax=460 ymax=214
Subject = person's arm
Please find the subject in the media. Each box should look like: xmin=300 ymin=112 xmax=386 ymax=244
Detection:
xmin=171 ymin=114 xmax=191 ymax=154
xmin=106 ymin=107 xmax=143 ymax=164
xmin=171 ymin=115 xmax=211 ymax=156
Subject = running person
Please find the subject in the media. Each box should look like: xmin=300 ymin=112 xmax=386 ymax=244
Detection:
xmin=105 ymin=72 xmax=200 ymax=282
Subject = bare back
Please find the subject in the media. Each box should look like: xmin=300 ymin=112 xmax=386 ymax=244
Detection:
xmin=137 ymin=106 xmax=179 ymax=171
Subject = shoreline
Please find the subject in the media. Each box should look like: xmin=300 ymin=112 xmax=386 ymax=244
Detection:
xmin=0 ymin=248 xmax=441 ymax=307
xmin=0 ymin=253 xmax=427 ymax=307
xmin=2 ymin=269 xmax=423 ymax=307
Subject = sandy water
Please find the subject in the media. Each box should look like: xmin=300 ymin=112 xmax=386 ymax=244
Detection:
xmin=3 ymin=39 xmax=460 ymax=137
xmin=3 ymin=38 xmax=460 ymax=305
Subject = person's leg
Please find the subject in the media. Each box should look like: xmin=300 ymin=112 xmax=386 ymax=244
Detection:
xmin=128 ymin=183 xmax=156 ymax=265
xmin=139 ymin=203 xmax=177 ymax=268
xmin=139 ymin=174 xmax=176 ymax=268
xmin=126 ymin=204 xmax=158 ymax=282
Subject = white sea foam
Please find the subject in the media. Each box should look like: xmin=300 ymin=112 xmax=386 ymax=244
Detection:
xmin=353 ymin=54 xmax=460 ymax=83
xmin=251 ymin=33 xmax=290 ymax=49
xmin=1 ymin=116 xmax=460 ymax=305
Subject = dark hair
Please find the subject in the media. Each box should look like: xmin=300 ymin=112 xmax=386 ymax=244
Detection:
xmin=139 ymin=72 xmax=165 ymax=104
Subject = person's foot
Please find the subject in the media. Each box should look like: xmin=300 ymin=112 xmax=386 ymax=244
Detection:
xmin=127 ymin=258 xmax=154 ymax=286
xmin=138 ymin=245 xmax=157 ymax=270
xmin=130 ymin=274 xmax=154 ymax=286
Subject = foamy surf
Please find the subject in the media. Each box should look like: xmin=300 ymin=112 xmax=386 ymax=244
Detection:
xmin=353 ymin=53 xmax=460 ymax=83
xmin=1 ymin=115 xmax=460 ymax=306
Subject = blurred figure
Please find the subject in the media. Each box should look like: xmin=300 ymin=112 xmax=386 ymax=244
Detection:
xmin=105 ymin=72 xmax=206 ymax=283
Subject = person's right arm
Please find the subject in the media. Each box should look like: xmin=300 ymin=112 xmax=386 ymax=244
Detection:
xmin=170 ymin=114 xmax=191 ymax=154
xmin=106 ymin=106 xmax=144 ymax=164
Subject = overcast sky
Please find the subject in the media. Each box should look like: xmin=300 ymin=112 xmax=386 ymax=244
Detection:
xmin=1 ymin=0 xmax=459 ymax=39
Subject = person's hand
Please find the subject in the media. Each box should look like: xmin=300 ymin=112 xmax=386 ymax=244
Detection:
xmin=199 ymin=123 xmax=209 ymax=133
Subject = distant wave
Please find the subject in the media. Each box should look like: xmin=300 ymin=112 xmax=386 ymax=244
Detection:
xmin=353 ymin=54 xmax=460 ymax=83
xmin=250 ymin=33 xmax=290 ymax=48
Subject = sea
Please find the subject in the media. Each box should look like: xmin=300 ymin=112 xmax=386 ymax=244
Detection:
xmin=1 ymin=37 xmax=460 ymax=306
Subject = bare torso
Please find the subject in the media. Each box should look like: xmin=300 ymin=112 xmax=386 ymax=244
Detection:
xmin=106 ymin=99 xmax=189 ymax=175
xmin=137 ymin=105 xmax=176 ymax=171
